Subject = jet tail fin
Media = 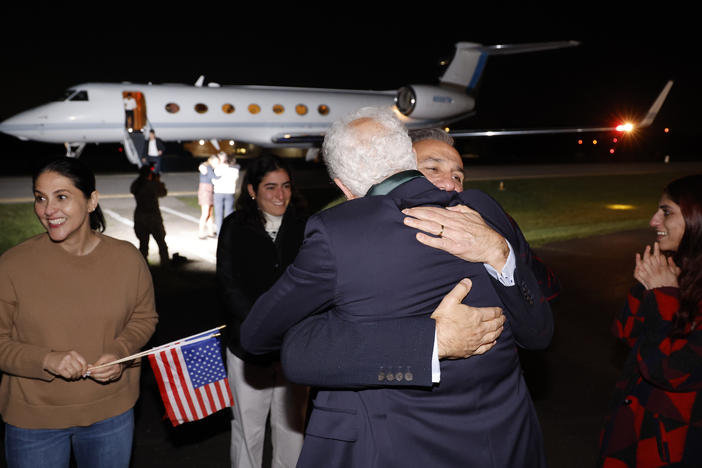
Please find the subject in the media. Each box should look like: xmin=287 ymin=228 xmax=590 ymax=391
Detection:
xmin=638 ymin=80 xmax=674 ymax=128
xmin=440 ymin=41 xmax=580 ymax=92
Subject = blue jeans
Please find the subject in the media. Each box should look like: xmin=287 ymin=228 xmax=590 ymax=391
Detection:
xmin=146 ymin=155 xmax=162 ymax=174
xmin=213 ymin=192 xmax=235 ymax=233
xmin=4 ymin=409 xmax=134 ymax=468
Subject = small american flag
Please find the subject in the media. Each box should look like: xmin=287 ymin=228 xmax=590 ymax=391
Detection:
xmin=148 ymin=334 xmax=234 ymax=426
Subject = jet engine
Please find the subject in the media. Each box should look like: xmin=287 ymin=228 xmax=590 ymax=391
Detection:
xmin=394 ymin=85 xmax=475 ymax=120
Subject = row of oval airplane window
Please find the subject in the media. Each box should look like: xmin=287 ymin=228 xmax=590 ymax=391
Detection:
xmin=164 ymin=103 xmax=332 ymax=116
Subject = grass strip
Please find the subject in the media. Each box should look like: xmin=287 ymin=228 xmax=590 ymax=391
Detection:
xmin=2 ymin=171 xmax=693 ymax=255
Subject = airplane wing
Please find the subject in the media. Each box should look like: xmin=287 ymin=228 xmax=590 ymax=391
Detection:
xmin=449 ymin=80 xmax=673 ymax=138
xmin=270 ymin=81 xmax=673 ymax=146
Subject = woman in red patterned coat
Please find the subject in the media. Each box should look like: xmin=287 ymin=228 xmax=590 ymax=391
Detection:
xmin=598 ymin=174 xmax=702 ymax=467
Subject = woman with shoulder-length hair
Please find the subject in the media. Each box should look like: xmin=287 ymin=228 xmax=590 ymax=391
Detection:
xmin=598 ymin=174 xmax=702 ymax=467
xmin=0 ymin=157 xmax=158 ymax=468
xmin=216 ymin=154 xmax=309 ymax=468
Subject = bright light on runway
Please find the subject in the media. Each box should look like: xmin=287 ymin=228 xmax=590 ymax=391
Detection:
xmin=606 ymin=204 xmax=635 ymax=210
xmin=102 ymin=208 xmax=217 ymax=265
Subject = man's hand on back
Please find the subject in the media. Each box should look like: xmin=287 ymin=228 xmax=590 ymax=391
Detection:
xmin=403 ymin=205 xmax=509 ymax=271
xmin=432 ymin=278 xmax=505 ymax=359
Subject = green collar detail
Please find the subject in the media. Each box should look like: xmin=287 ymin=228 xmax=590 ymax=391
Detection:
xmin=365 ymin=170 xmax=424 ymax=197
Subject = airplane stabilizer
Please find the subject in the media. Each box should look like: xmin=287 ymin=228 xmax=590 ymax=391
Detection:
xmin=439 ymin=41 xmax=580 ymax=91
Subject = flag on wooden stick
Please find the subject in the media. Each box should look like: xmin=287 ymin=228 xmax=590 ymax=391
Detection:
xmin=148 ymin=330 xmax=234 ymax=426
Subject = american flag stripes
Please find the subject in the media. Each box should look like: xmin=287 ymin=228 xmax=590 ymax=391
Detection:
xmin=148 ymin=334 xmax=234 ymax=426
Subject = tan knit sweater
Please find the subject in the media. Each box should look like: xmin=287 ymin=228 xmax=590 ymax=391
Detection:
xmin=0 ymin=233 xmax=158 ymax=429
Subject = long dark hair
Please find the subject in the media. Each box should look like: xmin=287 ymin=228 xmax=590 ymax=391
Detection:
xmin=32 ymin=157 xmax=106 ymax=232
xmin=235 ymin=154 xmax=304 ymax=226
xmin=664 ymin=174 xmax=702 ymax=333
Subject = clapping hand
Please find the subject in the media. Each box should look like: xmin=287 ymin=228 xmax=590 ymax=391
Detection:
xmin=634 ymin=242 xmax=680 ymax=290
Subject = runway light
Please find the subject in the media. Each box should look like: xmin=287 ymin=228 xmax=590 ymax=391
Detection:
xmin=664 ymin=128 xmax=670 ymax=133
xmin=592 ymin=139 xmax=598 ymax=145
xmin=616 ymin=123 xmax=634 ymax=132
xmin=577 ymin=139 xmax=583 ymax=145
xmin=607 ymin=204 xmax=635 ymax=211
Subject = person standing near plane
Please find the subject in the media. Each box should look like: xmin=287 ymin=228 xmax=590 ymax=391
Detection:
xmin=142 ymin=129 xmax=166 ymax=174
xmin=598 ymin=175 xmax=702 ymax=467
xmin=130 ymin=164 xmax=170 ymax=267
xmin=0 ymin=157 xmax=158 ymax=468
xmin=216 ymin=154 xmax=308 ymax=468
xmin=123 ymin=93 xmax=137 ymax=131
xmin=212 ymin=152 xmax=240 ymax=235
xmin=197 ymin=154 xmax=219 ymax=239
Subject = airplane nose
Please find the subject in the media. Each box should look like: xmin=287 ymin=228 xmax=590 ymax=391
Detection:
xmin=0 ymin=112 xmax=38 ymax=141
xmin=0 ymin=117 xmax=17 ymax=138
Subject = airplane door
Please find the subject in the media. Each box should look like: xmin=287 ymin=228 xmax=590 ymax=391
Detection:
xmin=122 ymin=91 xmax=147 ymax=132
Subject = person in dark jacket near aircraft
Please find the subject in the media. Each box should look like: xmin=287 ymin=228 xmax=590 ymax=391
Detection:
xmin=141 ymin=129 xmax=166 ymax=174
xmin=130 ymin=164 xmax=169 ymax=267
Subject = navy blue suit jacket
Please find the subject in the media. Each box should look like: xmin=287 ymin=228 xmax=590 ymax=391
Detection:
xmin=241 ymin=176 xmax=551 ymax=467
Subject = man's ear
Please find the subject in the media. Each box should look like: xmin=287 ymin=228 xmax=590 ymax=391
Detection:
xmin=333 ymin=178 xmax=357 ymax=200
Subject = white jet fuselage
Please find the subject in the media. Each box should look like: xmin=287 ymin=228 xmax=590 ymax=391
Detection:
xmin=1 ymin=82 xmax=473 ymax=147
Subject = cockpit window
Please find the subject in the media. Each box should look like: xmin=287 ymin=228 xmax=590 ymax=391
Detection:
xmin=68 ymin=90 xmax=88 ymax=101
xmin=57 ymin=89 xmax=77 ymax=101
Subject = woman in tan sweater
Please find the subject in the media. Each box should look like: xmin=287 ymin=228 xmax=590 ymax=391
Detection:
xmin=0 ymin=158 xmax=158 ymax=468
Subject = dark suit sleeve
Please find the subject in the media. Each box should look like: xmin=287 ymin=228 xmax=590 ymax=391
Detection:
xmin=506 ymin=213 xmax=560 ymax=302
xmin=281 ymin=312 xmax=436 ymax=387
xmin=489 ymin=258 xmax=553 ymax=349
xmin=240 ymin=216 xmax=337 ymax=354
xmin=474 ymin=192 xmax=554 ymax=350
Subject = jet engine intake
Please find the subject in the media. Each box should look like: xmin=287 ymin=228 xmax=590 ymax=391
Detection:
xmin=394 ymin=85 xmax=474 ymax=120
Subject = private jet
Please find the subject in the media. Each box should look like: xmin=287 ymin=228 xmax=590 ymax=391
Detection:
xmin=0 ymin=41 xmax=671 ymax=165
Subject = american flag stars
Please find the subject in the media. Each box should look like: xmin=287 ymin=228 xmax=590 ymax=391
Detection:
xmin=182 ymin=339 xmax=227 ymax=388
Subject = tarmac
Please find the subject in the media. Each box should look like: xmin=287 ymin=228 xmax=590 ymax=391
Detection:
xmin=0 ymin=161 xmax=696 ymax=467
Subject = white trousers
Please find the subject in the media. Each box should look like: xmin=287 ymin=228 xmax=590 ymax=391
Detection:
xmin=226 ymin=350 xmax=307 ymax=468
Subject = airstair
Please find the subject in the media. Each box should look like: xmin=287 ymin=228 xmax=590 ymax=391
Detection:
xmin=122 ymin=121 xmax=153 ymax=167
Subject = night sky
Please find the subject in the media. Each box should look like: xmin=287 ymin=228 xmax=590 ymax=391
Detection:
xmin=1 ymin=6 xmax=699 ymax=166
